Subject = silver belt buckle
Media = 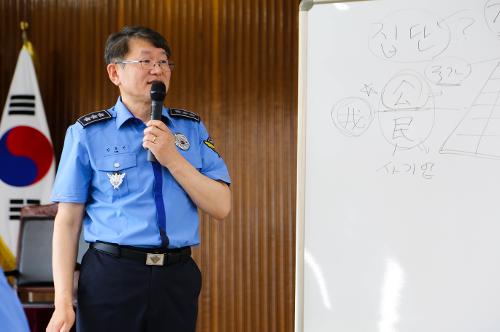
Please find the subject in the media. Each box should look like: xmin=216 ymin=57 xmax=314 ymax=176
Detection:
xmin=146 ymin=253 xmax=165 ymax=266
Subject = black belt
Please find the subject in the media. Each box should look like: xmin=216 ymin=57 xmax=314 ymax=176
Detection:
xmin=90 ymin=242 xmax=191 ymax=266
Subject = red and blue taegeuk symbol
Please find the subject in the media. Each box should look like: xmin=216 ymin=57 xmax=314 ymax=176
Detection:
xmin=0 ymin=126 xmax=53 ymax=187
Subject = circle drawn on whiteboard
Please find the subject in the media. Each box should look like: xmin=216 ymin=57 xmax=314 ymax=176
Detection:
xmin=0 ymin=126 xmax=53 ymax=187
xmin=381 ymin=72 xmax=429 ymax=110
xmin=485 ymin=0 xmax=500 ymax=38
xmin=379 ymin=71 xmax=435 ymax=151
xmin=331 ymin=97 xmax=374 ymax=137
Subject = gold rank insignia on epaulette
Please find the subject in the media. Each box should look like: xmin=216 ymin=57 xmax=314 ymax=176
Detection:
xmin=77 ymin=110 xmax=112 ymax=127
xmin=169 ymin=108 xmax=200 ymax=122
xmin=204 ymin=137 xmax=220 ymax=157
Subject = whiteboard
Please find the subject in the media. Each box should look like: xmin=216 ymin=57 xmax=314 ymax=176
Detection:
xmin=296 ymin=0 xmax=500 ymax=331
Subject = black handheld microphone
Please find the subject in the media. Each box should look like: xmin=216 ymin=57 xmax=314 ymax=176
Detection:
xmin=147 ymin=81 xmax=166 ymax=162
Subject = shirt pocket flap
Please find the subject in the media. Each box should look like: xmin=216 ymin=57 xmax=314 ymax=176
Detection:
xmin=95 ymin=153 xmax=137 ymax=171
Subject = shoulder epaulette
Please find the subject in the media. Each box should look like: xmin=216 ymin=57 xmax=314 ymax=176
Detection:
xmin=169 ymin=108 xmax=200 ymax=122
xmin=77 ymin=110 xmax=112 ymax=127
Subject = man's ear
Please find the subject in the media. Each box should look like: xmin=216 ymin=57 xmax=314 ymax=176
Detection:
xmin=107 ymin=63 xmax=120 ymax=86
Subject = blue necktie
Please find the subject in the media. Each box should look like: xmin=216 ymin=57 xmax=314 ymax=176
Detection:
xmin=152 ymin=162 xmax=169 ymax=248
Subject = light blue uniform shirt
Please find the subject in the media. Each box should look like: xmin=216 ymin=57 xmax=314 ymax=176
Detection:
xmin=0 ymin=267 xmax=30 ymax=332
xmin=51 ymin=98 xmax=231 ymax=248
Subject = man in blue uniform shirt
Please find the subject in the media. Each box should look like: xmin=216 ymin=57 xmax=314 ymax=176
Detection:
xmin=46 ymin=26 xmax=231 ymax=332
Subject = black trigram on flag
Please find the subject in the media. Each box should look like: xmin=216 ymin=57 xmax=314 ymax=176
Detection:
xmin=9 ymin=198 xmax=41 ymax=220
xmin=8 ymin=94 xmax=35 ymax=116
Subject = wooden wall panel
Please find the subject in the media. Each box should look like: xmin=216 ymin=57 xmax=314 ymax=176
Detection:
xmin=0 ymin=1 xmax=298 ymax=331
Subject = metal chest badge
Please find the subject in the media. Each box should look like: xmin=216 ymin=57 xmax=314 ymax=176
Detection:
xmin=107 ymin=172 xmax=125 ymax=190
xmin=174 ymin=133 xmax=190 ymax=151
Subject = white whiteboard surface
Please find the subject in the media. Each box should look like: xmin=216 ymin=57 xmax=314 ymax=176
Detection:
xmin=296 ymin=0 xmax=500 ymax=331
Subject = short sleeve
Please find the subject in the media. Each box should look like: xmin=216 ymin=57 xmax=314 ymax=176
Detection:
xmin=198 ymin=122 xmax=231 ymax=184
xmin=51 ymin=125 xmax=91 ymax=203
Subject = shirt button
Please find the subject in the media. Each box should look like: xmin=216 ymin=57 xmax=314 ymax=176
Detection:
xmin=114 ymin=162 xmax=120 ymax=168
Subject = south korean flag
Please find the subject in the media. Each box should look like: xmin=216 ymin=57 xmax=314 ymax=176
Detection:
xmin=0 ymin=46 xmax=55 ymax=260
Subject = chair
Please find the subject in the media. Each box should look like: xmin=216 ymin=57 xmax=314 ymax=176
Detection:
xmin=15 ymin=203 xmax=57 ymax=303
xmin=11 ymin=203 xmax=88 ymax=303
xmin=4 ymin=203 xmax=86 ymax=332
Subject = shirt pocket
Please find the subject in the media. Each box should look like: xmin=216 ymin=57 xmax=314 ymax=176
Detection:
xmin=95 ymin=153 xmax=137 ymax=201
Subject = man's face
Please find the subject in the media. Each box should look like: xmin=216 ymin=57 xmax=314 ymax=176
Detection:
xmin=110 ymin=37 xmax=171 ymax=104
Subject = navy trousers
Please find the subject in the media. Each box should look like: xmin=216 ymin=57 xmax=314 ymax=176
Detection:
xmin=76 ymin=247 xmax=201 ymax=332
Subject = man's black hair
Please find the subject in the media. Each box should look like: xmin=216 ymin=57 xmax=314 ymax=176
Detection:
xmin=104 ymin=26 xmax=171 ymax=64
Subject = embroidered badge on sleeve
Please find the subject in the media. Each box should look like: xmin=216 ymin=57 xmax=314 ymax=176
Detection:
xmin=204 ymin=137 xmax=220 ymax=157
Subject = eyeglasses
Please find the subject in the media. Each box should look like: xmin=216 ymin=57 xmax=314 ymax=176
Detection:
xmin=115 ymin=59 xmax=175 ymax=72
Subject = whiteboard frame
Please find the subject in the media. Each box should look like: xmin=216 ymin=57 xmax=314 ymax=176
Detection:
xmin=295 ymin=1 xmax=375 ymax=331
xmin=296 ymin=0 xmax=500 ymax=330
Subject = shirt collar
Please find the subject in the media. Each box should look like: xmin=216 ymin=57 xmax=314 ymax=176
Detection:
xmin=114 ymin=97 xmax=172 ymax=129
xmin=115 ymin=97 xmax=136 ymax=129
xmin=162 ymin=108 xmax=174 ymax=126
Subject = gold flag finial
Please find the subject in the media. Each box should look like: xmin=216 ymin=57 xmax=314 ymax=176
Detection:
xmin=20 ymin=21 xmax=29 ymax=43
xmin=18 ymin=21 xmax=38 ymax=67
xmin=20 ymin=21 xmax=29 ymax=30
